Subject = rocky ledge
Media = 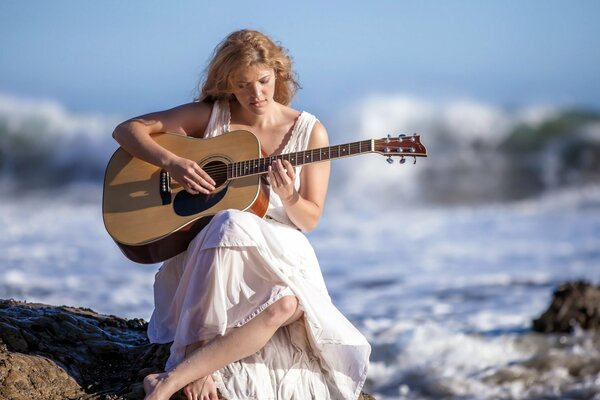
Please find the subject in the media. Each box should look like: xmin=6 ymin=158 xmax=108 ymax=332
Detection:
xmin=533 ymin=281 xmax=600 ymax=333
xmin=0 ymin=299 xmax=375 ymax=400
xmin=4 ymin=280 xmax=596 ymax=399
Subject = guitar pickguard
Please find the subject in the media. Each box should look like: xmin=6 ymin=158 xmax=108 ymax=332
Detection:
xmin=173 ymin=184 xmax=229 ymax=216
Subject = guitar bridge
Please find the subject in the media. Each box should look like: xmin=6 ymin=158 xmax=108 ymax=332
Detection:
xmin=160 ymin=170 xmax=172 ymax=205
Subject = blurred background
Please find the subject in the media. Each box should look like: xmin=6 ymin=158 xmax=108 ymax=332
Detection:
xmin=2 ymin=1 xmax=600 ymax=399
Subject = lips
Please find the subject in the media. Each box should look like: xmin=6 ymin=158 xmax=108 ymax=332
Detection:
xmin=250 ymin=100 xmax=266 ymax=107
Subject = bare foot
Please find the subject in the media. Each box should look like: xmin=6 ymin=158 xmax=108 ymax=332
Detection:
xmin=183 ymin=374 xmax=218 ymax=400
xmin=143 ymin=372 xmax=177 ymax=400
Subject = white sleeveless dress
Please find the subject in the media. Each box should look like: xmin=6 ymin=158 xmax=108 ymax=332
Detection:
xmin=147 ymin=100 xmax=370 ymax=400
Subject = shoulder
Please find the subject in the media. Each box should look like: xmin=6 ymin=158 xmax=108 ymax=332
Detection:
xmin=171 ymin=101 xmax=213 ymax=121
xmin=165 ymin=101 xmax=214 ymax=137
xmin=278 ymin=103 xmax=302 ymax=122
xmin=307 ymin=119 xmax=329 ymax=149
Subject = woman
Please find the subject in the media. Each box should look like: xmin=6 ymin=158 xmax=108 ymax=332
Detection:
xmin=112 ymin=29 xmax=370 ymax=400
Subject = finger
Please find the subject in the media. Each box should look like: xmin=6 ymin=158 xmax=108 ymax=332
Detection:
xmin=188 ymin=169 xmax=215 ymax=192
xmin=183 ymin=387 xmax=192 ymax=400
xmin=196 ymin=178 xmax=215 ymax=193
xmin=195 ymin=165 xmax=216 ymax=187
xmin=183 ymin=178 xmax=202 ymax=195
xmin=272 ymin=163 xmax=285 ymax=187
xmin=273 ymin=160 xmax=285 ymax=180
xmin=282 ymin=159 xmax=295 ymax=179
xmin=187 ymin=179 xmax=213 ymax=196
xmin=268 ymin=165 xmax=278 ymax=187
xmin=275 ymin=160 xmax=291 ymax=184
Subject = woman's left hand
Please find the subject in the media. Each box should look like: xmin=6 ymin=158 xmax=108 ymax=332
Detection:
xmin=268 ymin=159 xmax=299 ymax=205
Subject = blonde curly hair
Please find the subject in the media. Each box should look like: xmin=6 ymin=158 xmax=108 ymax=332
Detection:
xmin=197 ymin=29 xmax=300 ymax=105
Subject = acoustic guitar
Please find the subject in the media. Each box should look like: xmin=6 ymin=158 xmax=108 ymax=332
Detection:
xmin=103 ymin=130 xmax=427 ymax=264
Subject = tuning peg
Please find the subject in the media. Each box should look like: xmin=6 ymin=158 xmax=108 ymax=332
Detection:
xmin=387 ymin=156 xmax=394 ymax=164
xmin=400 ymin=156 xmax=406 ymax=164
xmin=385 ymin=134 xmax=391 ymax=143
xmin=413 ymin=156 xmax=417 ymax=164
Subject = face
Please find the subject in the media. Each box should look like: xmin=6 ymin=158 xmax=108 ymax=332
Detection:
xmin=230 ymin=64 xmax=276 ymax=114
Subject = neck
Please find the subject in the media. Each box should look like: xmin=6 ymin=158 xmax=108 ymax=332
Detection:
xmin=230 ymin=99 xmax=279 ymax=129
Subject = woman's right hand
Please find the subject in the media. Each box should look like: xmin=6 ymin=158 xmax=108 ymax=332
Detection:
xmin=166 ymin=156 xmax=216 ymax=195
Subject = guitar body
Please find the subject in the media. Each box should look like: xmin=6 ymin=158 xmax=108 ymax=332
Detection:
xmin=103 ymin=130 xmax=269 ymax=264
xmin=103 ymin=129 xmax=427 ymax=264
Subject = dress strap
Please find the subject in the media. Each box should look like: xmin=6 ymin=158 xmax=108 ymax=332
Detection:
xmin=203 ymin=99 xmax=230 ymax=138
xmin=284 ymin=111 xmax=318 ymax=153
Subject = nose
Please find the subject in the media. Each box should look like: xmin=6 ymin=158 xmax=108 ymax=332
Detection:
xmin=249 ymin=82 xmax=261 ymax=97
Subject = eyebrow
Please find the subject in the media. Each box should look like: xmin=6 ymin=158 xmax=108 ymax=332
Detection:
xmin=236 ymin=74 xmax=272 ymax=84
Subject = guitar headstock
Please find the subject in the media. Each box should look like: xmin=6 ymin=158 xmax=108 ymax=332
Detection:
xmin=374 ymin=134 xmax=428 ymax=164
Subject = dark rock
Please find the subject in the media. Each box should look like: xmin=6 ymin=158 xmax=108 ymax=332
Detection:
xmin=533 ymin=281 xmax=600 ymax=333
xmin=0 ymin=299 xmax=169 ymax=400
xmin=0 ymin=299 xmax=375 ymax=399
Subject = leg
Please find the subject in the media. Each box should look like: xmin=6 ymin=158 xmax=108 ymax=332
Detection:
xmin=144 ymin=296 xmax=300 ymax=400
xmin=182 ymin=340 xmax=218 ymax=400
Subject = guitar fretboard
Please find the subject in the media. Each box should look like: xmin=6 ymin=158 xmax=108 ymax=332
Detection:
xmin=228 ymin=139 xmax=373 ymax=179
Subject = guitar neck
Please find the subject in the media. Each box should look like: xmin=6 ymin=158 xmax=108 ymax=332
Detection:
xmin=228 ymin=139 xmax=373 ymax=179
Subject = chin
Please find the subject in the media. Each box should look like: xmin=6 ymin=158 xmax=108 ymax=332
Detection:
xmin=248 ymin=102 xmax=269 ymax=113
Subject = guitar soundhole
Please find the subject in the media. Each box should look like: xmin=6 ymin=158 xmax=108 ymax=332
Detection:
xmin=173 ymin=160 xmax=229 ymax=217
xmin=203 ymin=160 xmax=228 ymax=188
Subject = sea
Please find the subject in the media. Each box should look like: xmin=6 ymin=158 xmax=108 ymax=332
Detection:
xmin=2 ymin=93 xmax=600 ymax=399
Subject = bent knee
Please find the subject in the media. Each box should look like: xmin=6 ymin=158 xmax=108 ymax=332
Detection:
xmin=264 ymin=296 xmax=298 ymax=326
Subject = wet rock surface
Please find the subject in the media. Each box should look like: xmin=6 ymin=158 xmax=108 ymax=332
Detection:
xmin=0 ymin=299 xmax=375 ymax=399
xmin=0 ymin=299 xmax=169 ymax=400
xmin=533 ymin=281 xmax=600 ymax=333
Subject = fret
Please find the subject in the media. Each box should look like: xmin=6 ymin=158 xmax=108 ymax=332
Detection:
xmin=226 ymin=139 xmax=385 ymax=179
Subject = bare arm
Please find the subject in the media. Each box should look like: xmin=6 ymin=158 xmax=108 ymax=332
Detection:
xmin=269 ymin=121 xmax=330 ymax=232
xmin=112 ymin=102 xmax=216 ymax=194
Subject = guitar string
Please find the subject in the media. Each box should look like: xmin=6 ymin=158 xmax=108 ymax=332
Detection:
xmin=199 ymin=146 xmax=368 ymax=177
xmin=195 ymin=141 xmax=417 ymax=177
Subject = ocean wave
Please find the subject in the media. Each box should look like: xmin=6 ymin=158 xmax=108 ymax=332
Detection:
xmin=332 ymin=94 xmax=600 ymax=206
xmin=366 ymin=322 xmax=600 ymax=399
xmin=0 ymin=93 xmax=120 ymax=187
xmin=2 ymin=92 xmax=599 ymax=204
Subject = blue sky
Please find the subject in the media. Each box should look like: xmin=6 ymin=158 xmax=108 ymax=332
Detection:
xmin=1 ymin=1 xmax=599 ymax=118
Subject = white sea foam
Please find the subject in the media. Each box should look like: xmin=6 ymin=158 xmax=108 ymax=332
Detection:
xmin=0 ymin=93 xmax=120 ymax=182
xmin=2 ymin=93 xmax=600 ymax=398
